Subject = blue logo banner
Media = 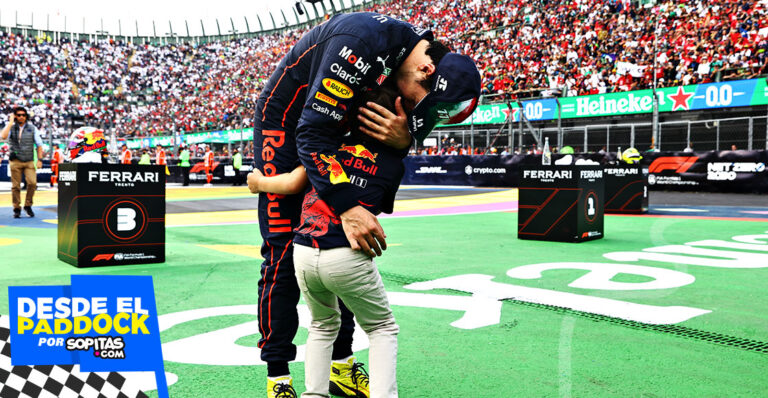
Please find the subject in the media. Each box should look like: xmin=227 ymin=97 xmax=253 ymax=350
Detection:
xmin=689 ymin=79 xmax=756 ymax=110
xmin=8 ymin=275 xmax=168 ymax=398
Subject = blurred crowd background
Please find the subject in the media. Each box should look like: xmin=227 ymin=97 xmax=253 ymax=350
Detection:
xmin=1 ymin=0 xmax=766 ymax=142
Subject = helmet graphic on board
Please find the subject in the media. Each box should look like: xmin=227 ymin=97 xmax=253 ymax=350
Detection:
xmin=621 ymin=147 xmax=642 ymax=164
xmin=67 ymin=127 xmax=107 ymax=161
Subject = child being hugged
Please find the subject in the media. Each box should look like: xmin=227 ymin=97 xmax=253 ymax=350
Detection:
xmin=248 ymin=85 xmax=404 ymax=398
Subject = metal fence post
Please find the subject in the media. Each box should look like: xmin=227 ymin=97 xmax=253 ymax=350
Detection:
xmin=470 ymin=118 xmax=474 ymax=152
xmin=652 ymin=90 xmax=659 ymax=149
xmin=556 ymin=97 xmax=562 ymax=145
xmin=583 ymin=126 xmax=588 ymax=152
xmin=687 ymin=121 xmax=691 ymax=148
xmin=716 ymin=122 xmax=720 ymax=151
xmin=519 ymin=112 xmax=524 ymax=150
xmin=508 ymin=108 xmax=513 ymax=153
xmin=606 ymin=125 xmax=610 ymax=152
xmin=630 ymin=124 xmax=635 ymax=148
xmin=748 ymin=117 xmax=753 ymax=151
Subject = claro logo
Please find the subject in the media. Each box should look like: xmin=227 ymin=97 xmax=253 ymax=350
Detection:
xmin=648 ymin=156 xmax=698 ymax=173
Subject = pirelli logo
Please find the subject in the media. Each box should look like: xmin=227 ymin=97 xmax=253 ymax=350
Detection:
xmin=315 ymin=91 xmax=338 ymax=107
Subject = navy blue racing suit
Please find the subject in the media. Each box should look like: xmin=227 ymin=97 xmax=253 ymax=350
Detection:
xmin=253 ymin=12 xmax=432 ymax=365
xmin=294 ymin=131 xmax=405 ymax=249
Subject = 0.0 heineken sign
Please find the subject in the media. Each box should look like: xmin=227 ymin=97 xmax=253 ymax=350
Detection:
xmin=122 ymin=79 xmax=767 ymax=143
xmin=446 ymin=78 xmax=768 ymax=126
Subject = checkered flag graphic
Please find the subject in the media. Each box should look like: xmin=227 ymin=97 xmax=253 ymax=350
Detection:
xmin=0 ymin=317 xmax=149 ymax=398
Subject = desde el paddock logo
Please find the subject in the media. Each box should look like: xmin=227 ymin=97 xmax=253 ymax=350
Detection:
xmin=8 ymin=275 xmax=168 ymax=398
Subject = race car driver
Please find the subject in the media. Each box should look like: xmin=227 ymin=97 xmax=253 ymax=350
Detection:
xmin=253 ymin=11 xmax=480 ymax=398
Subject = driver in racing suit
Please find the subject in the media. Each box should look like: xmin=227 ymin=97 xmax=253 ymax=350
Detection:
xmin=253 ymin=11 xmax=480 ymax=398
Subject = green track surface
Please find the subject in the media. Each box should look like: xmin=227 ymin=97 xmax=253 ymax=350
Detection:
xmin=2 ymin=213 xmax=768 ymax=397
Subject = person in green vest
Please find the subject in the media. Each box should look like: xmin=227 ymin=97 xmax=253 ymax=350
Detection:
xmin=232 ymin=147 xmax=243 ymax=186
xmin=138 ymin=149 xmax=151 ymax=165
xmin=179 ymin=146 xmax=191 ymax=186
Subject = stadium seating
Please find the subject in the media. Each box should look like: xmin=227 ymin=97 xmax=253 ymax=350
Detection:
xmin=1 ymin=0 xmax=766 ymax=139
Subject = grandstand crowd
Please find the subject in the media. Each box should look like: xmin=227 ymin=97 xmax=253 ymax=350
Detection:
xmin=1 ymin=0 xmax=766 ymax=141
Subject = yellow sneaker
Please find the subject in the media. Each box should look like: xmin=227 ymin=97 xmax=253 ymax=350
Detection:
xmin=329 ymin=357 xmax=369 ymax=398
xmin=267 ymin=376 xmax=297 ymax=398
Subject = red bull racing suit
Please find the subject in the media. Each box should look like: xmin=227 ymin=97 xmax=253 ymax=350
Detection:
xmin=294 ymin=133 xmax=404 ymax=249
xmin=252 ymin=12 xmax=431 ymax=366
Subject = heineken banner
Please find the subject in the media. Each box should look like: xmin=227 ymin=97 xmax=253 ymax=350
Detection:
xmin=402 ymin=150 xmax=768 ymax=193
xmin=446 ymin=78 xmax=768 ymax=126
xmin=124 ymin=129 xmax=252 ymax=149
xmin=119 ymin=79 xmax=767 ymax=147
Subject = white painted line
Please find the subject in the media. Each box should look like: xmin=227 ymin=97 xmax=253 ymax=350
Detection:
xmin=654 ymin=208 xmax=707 ymax=213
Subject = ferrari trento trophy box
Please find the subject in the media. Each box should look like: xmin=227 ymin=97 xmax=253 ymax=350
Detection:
xmin=518 ymin=165 xmax=604 ymax=242
xmin=603 ymin=164 xmax=648 ymax=214
xmin=57 ymin=163 xmax=165 ymax=267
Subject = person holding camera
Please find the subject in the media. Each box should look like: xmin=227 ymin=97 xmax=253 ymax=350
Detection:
xmin=1 ymin=107 xmax=44 ymax=218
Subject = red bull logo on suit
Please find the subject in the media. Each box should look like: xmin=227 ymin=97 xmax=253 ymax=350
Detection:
xmin=339 ymin=144 xmax=378 ymax=163
xmin=319 ymin=154 xmax=350 ymax=185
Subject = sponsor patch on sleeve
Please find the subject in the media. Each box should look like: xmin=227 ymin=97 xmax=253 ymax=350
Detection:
xmin=322 ymin=78 xmax=354 ymax=99
xmin=315 ymin=91 xmax=338 ymax=107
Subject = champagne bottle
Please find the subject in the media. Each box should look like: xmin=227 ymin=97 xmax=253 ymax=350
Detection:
xmin=542 ymin=137 xmax=551 ymax=165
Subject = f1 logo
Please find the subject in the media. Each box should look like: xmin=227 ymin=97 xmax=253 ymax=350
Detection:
xmin=117 ymin=208 xmax=137 ymax=231
xmin=92 ymin=254 xmax=115 ymax=261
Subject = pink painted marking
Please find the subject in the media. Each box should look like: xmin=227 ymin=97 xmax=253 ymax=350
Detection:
xmin=382 ymin=201 xmax=518 ymax=218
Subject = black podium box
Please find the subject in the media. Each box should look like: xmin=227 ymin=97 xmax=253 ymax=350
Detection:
xmin=57 ymin=163 xmax=165 ymax=267
xmin=518 ymin=165 xmax=604 ymax=242
xmin=603 ymin=165 xmax=648 ymax=214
